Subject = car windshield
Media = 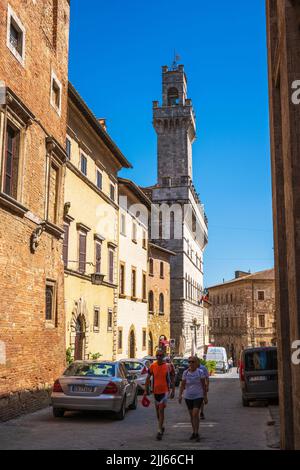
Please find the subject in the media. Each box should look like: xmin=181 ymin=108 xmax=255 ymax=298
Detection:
xmin=245 ymin=350 xmax=278 ymax=372
xmin=123 ymin=362 xmax=142 ymax=371
xmin=64 ymin=363 xmax=115 ymax=377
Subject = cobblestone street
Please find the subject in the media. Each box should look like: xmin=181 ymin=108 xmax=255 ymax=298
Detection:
xmin=0 ymin=371 xmax=276 ymax=450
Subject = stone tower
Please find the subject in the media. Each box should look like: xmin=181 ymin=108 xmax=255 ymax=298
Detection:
xmin=146 ymin=64 xmax=208 ymax=356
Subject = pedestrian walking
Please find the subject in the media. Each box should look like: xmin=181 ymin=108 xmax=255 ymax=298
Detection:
xmin=144 ymin=350 xmax=175 ymax=441
xmin=178 ymin=356 xmax=208 ymax=442
xmin=197 ymin=358 xmax=210 ymax=420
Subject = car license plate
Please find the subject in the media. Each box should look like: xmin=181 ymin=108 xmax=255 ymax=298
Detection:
xmin=249 ymin=376 xmax=267 ymax=382
xmin=72 ymin=385 xmax=94 ymax=393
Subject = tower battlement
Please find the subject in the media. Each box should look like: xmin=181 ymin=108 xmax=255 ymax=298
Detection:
xmin=153 ymin=64 xmax=196 ymax=185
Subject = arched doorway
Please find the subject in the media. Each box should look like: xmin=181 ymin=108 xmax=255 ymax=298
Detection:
xmin=148 ymin=332 xmax=154 ymax=356
xmin=74 ymin=314 xmax=86 ymax=360
xmin=129 ymin=328 xmax=136 ymax=359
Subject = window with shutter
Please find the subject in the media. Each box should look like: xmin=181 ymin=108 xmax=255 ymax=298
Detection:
xmin=95 ymin=242 xmax=101 ymax=273
xmin=66 ymin=138 xmax=71 ymax=159
xmin=108 ymin=249 xmax=114 ymax=283
xmin=120 ymin=263 xmax=125 ymax=295
xmin=107 ymin=309 xmax=113 ymax=330
xmin=96 ymin=170 xmax=102 ymax=190
xmin=81 ymin=154 xmax=87 ymax=176
xmin=79 ymin=232 xmax=87 ymax=273
xmin=131 ymin=268 xmax=137 ymax=298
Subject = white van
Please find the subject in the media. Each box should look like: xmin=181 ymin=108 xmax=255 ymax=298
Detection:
xmin=206 ymin=347 xmax=229 ymax=374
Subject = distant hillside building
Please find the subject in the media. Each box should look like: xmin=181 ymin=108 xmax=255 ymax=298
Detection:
xmin=208 ymin=269 xmax=276 ymax=364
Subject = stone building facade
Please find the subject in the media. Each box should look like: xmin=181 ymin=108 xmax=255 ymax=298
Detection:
xmin=0 ymin=0 xmax=70 ymax=420
xmin=117 ymin=178 xmax=150 ymax=360
xmin=144 ymin=64 xmax=208 ymax=357
xmin=64 ymin=85 xmax=132 ymax=362
xmin=147 ymin=243 xmax=174 ymax=356
xmin=208 ymin=270 xmax=276 ymax=365
xmin=266 ymin=0 xmax=300 ymax=450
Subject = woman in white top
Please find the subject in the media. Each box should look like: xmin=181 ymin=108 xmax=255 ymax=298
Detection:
xmin=178 ymin=356 xmax=208 ymax=442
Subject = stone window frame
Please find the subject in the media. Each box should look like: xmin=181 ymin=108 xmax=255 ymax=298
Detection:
xmin=96 ymin=167 xmax=102 ymax=191
xmin=107 ymin=308 xmax=113 ymax=332
xmin=45 ymin=279 xmax=57 ymax=328
xmin=119 ymin=261 xmax=126 ymax=297
xmin=148 ymin=290 xmax=154 ymax=314
xmin=93 ymin=306 xmax=100 ymax=332
xmin=50 ymin=70 xmax=62 ymax=117
xmin=149 ymin=258 xmax=154 ymax=276
xmin=108 ymin=246 xmax=115 ymax=284
xmin=66 ymin=137 xmax=71 ymax=160
xmin=257 ymin=290 xmax=265 ymax=301
xmin=0 ymin=92 xmax=32 ymax=212
xmin=6 ymin=4 xmax=26 ymax=67
xmin=94 ymin=239 xmax=102 ymax=274
xmin=131 ymin=266 xmax=137 ymax=300
xmin=118 ymin=327 xmax=123 ymax=354
xmin=77 ymin=225 xmax=89 ymax=274
xmin=0 ymin=114 xmax=25 ymax=203
xmin=159 ymin=293 xmax=165 ymax=315
xmin=110 ymin=182 xmax=116 ymax=202
xmin=80 ymin=152 xmax=88 ymax=176
xmin=160 ymin=261 xmax=164 ymax=279
xmin=44 ymin=140 xmax=65 ymax=229
xmin=258 ymin=314 xmax=266 ymax=328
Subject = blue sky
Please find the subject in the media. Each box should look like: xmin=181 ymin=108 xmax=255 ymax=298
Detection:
xmin=69 ymin=0 xmax=274 ymax=287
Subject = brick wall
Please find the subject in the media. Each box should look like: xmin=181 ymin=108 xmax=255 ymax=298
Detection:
xmin=0 ymin=0 xmax=70 ymax=421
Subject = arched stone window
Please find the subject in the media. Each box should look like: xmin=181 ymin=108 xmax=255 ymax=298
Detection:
xmin=149 ymin=258 xmax=154 ymax=275
xmin=168 ymin=87 xmax=179 ymax=106
xmin=159 ymin=293 xmax=164 ymax=314
xmin=170 ymin=211 xmax=175 ymax=240
xmin=149 ymin=291 xmax=154 ymax=313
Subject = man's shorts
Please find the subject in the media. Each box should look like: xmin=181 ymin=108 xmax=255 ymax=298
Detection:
xmin=154 ymin=393 xmax=168 ymax=408
xmin=185 ymin=397 xmax=204 ymax=411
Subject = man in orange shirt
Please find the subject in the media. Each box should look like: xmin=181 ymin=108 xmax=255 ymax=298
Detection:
xmin=144 ymin=350 xmax=175 ymax=441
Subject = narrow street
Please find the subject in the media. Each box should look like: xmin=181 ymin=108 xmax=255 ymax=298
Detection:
xmin=0 ymin=371 xmax=275 ymax=450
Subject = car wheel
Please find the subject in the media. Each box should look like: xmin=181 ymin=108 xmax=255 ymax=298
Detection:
xmin=242 ymin=397 xmax=250 ymax=407
xmin=115 ymin=397 xmax=126 ymax=420
xmin=129 ymin=392 xmax=138 ymax=410
xmin=53 ymin=408 xmax=65 ymax=418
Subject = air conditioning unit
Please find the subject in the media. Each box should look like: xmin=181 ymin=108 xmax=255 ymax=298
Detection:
xmin=91 ymin=273 xmax=105 ymax=285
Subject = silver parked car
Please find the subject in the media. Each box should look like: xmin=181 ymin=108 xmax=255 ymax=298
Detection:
xmin=120 ymin=359 xmax=149 ymax=392
xmin=51 ymin=361 xmax=138 ymax=420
